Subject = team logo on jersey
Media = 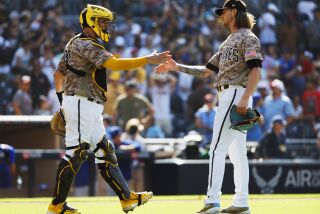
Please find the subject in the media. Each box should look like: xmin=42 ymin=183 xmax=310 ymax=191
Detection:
xmin=220 ymin=47 xmax=239 ymax=62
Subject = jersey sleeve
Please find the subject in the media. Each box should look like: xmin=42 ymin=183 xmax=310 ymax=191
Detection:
xmin=81 ymin=41 xmax=113 ymax=68
xmin=56 ymin=53 xmax=67 ymax=75
xmin=206 ymin=52 xmax=220 ymax=73
xmin=243 ymin=35 xmax=263 ymax=62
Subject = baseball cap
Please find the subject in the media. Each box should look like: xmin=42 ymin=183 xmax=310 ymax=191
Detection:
xmin=270 ymin=79 xmax=285 ymax=91
xmin=271 ymin=115 xmax=286 ymax=126
xmin=124 ymin=80 xmax=138 ymax=88
xmin=109 ymin=126 xmax=122 ymax=138
xmin=215 ymin=0 xmax=247 ymax=16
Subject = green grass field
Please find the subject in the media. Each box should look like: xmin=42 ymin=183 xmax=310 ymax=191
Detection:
xmin=0 ymin=194 xmax=319 ymax=214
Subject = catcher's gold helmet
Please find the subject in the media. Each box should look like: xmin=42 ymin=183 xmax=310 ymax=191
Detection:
xmin=79 ymin=4 xmax=115 ymax=42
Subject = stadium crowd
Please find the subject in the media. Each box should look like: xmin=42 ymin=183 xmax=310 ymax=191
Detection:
xmin=0 ymin=0 xmax=319 ymax=151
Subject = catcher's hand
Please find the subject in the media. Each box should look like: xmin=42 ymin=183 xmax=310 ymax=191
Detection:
xmin=229 ymin=104 xmax=261 ymax=132
xmin=50 ymin=108 xmax=66 ymax=137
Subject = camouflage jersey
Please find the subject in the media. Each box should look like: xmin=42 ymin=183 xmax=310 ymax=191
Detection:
xmin=207 ymin=28 xmax=262 ymax=88
xmin=56 ymin=33 xmax=113 ymax=103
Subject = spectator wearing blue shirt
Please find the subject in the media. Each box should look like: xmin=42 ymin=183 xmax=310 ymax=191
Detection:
xmin=247 ymin=92 xmax=264 ymax=142
xmin=260 ymin=79 xmax=295 ymax=132
xmin=195 ymin=93 xmax=217 ymax=148
xmin=0 ymin=144 xmax=16 ymax=188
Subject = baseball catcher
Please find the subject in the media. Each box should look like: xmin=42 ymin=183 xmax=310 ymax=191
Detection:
xmin=47 ymin=4 xmax=170 ymax=214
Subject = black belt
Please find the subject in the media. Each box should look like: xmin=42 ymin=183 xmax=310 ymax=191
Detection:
xmin=66 ymin=93 xmax=103 ymax=105
xmin=216 ymin=85 xmax=246 ymax=92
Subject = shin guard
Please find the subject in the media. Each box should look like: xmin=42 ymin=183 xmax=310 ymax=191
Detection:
xmin=52 ymin=143 xmax=89 ymax=204
xmin=95 ymin=136 xmax=131 ymax=200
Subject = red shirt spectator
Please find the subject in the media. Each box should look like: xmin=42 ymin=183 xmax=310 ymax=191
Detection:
xmin=302 ymin=81 xmax=320 ymax=118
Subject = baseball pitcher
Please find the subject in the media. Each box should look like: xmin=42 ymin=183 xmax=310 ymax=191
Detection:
xmin=156 ymin=0 xmax=262 ymax=213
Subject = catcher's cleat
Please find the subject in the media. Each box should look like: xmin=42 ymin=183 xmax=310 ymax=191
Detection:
xmin=221 ymin=205 xmax=250 ymax=214
xmin=196 ymin=203 xmax=220 ymax=214
xmin=47 ymin=202 xmax=81 ymax=214
xmin=120 ymin=191 xmax=153 ymax=213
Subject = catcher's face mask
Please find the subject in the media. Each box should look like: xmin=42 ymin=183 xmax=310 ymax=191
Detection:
xmin=80 ymin=4 xmax=116 ymax=42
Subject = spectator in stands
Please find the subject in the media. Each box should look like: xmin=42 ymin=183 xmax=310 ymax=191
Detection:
xmin=113 ymin=80 xmax=154 ymax=130
xmin=278 ymin=49 xmax=296 ymax=85
xmin=110 ymin=126 xmax=142 ymax=188
xmin=149 ymin=73 xmax=176 ymax=137
xmin=103 ymin=72 xmax=125 ymax=116
xmin=292 ymin=95 xmax=303 ymax=119
xmin=195 ymin=93 xmax=217 ymax=148
xmin=12 ymin=75 xmax=33 ymax=115
xmin=34 ymin=95 xmax=51 ymax=115
xmin=144 ymin=116 xmax=165 ymax=138
xmin=258 ymin=115 xmax=287 ymax=159
xmin=29 ymin=57 xmax=51 ymax=110
xmin=0 ymin=74 xmax=15 ymax=114
xmin=0 ymin=144 xmax=16 ymax=188
xmin=187 ymin=78 xmax=211 ymax=126
xmin=260 ymin=79 xmax=295 ymax=132
xmin=247 ymin=92 xmax=264 ymax=142
xmin=120 ymin=119 xmax=145 ymax=191
xmin=307 ymin=7 xmax=320 ymax=57
xmin=258 ymin=2 xmax=279 ymax=49
xmin=39 ymin=43 xmax=56 ymax=88
xmin=302 ymin=80 xmax=320 ymax=119
xmin=11 ymin=38 xmax=32 ymax=75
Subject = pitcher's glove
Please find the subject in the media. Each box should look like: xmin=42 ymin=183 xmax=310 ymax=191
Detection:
xmin=51 ymin=108 xmax=66 ymax=137
xmin=229 ymin=104 xmax=261 ymax=133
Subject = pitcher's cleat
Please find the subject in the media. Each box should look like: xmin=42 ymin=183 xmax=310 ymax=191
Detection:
xmin=221 ymin=205 xmax=250 ymax=214
xmin=47 ymin=202 xmax=81 ymax=214
xmin=196 ymin=203 xmax=221 ymax=214
xmin=120 ymin=191 xmax=153 ymax=213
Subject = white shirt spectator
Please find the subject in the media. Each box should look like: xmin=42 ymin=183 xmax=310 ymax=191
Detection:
xmin=298 ymin=0 xmax=317 ymax=21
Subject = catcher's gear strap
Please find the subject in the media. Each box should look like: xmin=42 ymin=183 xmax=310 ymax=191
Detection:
xmin=93 ymin=136 xmax=117 ymax=165
xmin=103 ymin=56 xmax=147 ymax=71
xmin=64 ymin=33 xmax=104 ymax=77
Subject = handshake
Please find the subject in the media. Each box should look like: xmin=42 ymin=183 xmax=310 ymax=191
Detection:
xmin=146 ymin=51 xmax=178 ymax=74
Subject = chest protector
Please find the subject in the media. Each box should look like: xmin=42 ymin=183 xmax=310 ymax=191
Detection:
xmin=65 ymin=33 xmax=108 ymax=93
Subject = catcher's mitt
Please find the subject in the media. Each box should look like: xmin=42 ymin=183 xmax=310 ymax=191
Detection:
xmin=51 ymin=108 xmax=66 ymax=137
xmin=229 ymin=104 xmax=261 ymax=132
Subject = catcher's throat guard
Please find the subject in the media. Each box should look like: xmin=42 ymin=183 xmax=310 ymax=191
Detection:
xmin=229 ymin=104 xmax=261 ymax=133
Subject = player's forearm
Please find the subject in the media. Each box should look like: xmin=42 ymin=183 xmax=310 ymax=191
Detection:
xmin=103 ymin=56 xmax=147 ymax=71
xmin=54 ymin=70 xmax=65 ymax=92
xmin=177 ymin=64 xmax=208 ymax=77
xmin=242 ymin=67 xmax=261 ymax=99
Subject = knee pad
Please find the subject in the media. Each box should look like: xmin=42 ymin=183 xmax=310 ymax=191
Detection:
xmin=94 ymin=136 xmax=118 ymax=165
xmin=65 ymin=143 xmax=90 ymax=172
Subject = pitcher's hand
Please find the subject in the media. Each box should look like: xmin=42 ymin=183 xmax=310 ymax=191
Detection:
xmin=155 ymin=58 xmax=178 ymax=74
xmin=146 ymin=50 xmax=171 ymax=64
xmin=236 ymin=97 xmax=249 ymax=115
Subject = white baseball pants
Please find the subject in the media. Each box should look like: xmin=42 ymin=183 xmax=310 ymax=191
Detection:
xmin=205 ymin=86 xmax=252 ymax=207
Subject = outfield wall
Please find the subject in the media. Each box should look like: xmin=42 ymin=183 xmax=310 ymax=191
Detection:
xmin=150 ymin=159 xmax=320 ymax=195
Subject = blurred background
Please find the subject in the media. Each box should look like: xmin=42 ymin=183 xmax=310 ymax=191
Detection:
xmin=0 ymin=0 xmax=319 ymax=197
